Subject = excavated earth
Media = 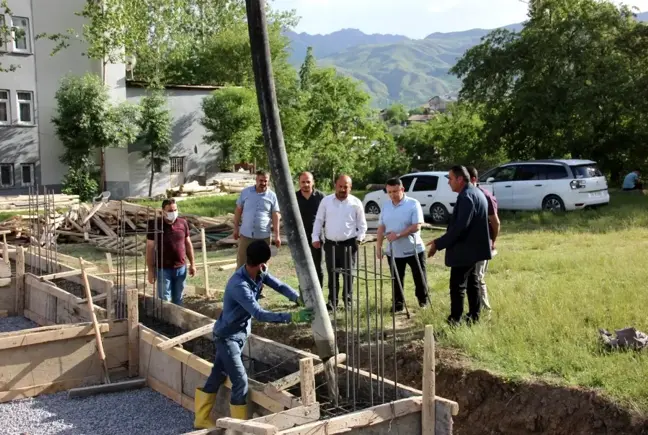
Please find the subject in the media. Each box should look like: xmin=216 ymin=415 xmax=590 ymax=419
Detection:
xmin=182 ymin=296 xmax=648 ymax=435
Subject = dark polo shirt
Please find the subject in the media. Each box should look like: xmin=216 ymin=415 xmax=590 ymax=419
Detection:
xmin=296 ymin=189 xmax=325 ymax=242
xmin=147 ymin=217 xmax=190 ymax=269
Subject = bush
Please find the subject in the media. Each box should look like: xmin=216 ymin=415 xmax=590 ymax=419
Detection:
xmin=61 ymin=167 xmax=99 ymax=202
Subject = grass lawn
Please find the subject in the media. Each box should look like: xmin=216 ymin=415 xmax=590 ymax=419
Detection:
xmin=58 ymin=190 xmax=648 ymax=413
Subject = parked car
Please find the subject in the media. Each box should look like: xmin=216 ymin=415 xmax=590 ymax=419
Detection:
xmin=478 ymin=159 xmax=610 ymax=212
xmin=362 ymin=171 xmax=458 ymax=224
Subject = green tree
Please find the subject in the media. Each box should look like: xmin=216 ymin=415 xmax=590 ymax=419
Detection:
xmin=451 ymin=0 xmax=648 ymax=176
xmin=137 ymin=88 xmax=173 ymax=197
xmin=52 ymin=74 xmax=140 ymax=198
xmin=299 ymin=47 xmax=316 ymax=90
xmin=201 ymin=87 xmax=262 ymax=171
xmin=383 ymin=104 xmax=409 ymax=125
xmin=302 ymin=67 xmax=383 ymax=185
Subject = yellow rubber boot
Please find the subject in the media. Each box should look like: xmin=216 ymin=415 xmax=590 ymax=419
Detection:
xmin=193 ymin=388 xmax=217 ymax=429
xmin=230 ymin=403 xmax=248 ymax=420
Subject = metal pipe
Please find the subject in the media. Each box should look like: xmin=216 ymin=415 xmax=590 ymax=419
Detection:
xmin=244 ymin=0 xmax=338 ymax=370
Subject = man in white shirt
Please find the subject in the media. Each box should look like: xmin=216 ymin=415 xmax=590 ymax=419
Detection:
xmin=312 ymin=174 xmax=368 ymax=310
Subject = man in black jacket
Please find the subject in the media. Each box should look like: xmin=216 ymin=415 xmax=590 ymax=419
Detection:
xmin=427 ymin=165 xmax=491 ymax=325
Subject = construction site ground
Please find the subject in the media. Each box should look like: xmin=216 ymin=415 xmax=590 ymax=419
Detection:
xmin=43 ymin=190 xmax=648 ymax=434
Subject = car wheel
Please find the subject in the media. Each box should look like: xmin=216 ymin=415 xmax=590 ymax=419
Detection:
xmin=365 ymin=201 xmax=381 ymax=215
xmin=430 ymin=203 xmax=449 ymax=224
xmin=542 ymin=195 xmax=565 ymax=213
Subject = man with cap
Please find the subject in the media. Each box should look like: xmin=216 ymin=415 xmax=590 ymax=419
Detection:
xmin=193 ymin=240 xmax=314 ymax=428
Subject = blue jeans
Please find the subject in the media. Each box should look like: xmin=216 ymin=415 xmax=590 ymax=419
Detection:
xmin=156 ymin=265 xmax=187 ymax=305
xmin=202 ymin=334 xmax=248 ymax=405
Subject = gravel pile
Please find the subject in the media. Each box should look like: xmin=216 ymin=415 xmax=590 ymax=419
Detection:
xmin=0 ymin=388 xmax=195 ymax=435
xmin=0 ymin=316 xmax=38 ymax=333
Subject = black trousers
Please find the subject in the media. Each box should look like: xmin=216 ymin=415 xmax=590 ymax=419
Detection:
xmin=323 ymin=239 xmax=357 ymax=307
xmin=309 ymin=238 xmax=324 ymax=288
xmin=449 ymin=264 xmax=481 ymax=323
xmin=387 ymin=252 xmax=429 ymax=309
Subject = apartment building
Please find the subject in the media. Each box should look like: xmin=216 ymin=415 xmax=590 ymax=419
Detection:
xmin=0 ymin=0 xmax=221 ymax=198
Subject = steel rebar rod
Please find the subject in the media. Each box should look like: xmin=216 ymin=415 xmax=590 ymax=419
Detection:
xmin=365 ymin=246 xmax=373 ymax=406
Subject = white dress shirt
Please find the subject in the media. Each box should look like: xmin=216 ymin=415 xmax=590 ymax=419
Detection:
xmin=312 ymin=194 xmax=368 ymax=243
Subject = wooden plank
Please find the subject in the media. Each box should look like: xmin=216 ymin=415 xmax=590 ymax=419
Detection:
xmin=252 ymin=404 xmax=320 ymax=430
xmin=25 ymin=275 xmax=83 ymax=305
xmin=105 ymin=253 xmax=113 ymax=273
xmin=146 ymin=374 xmax=195 ymax=411
xmin=127 ymin=288 xmax=139 ymax=377
xmin=0 ymin=376 xmax=102 ymax=403
xmin=39 ymin=269 xmax=90 ymax=280
xmin=299 ymin=359 xmax=315 ymax=407
xmin=0 ymin=323 xmax=109 ymax=350
xmin=265 ymin=354 xmax=346 ymax=394
xmin=216 ymin=418 xmax=278 ymax=434
xmin=24 ymin=308 xmax=55 ymax=326
xmin=140 ymin=327 xmax=287 ymax=413
xmin=14 ymin=246 xmax=25 ymax=315
xmin=155 ymin=322 xmax=214 ymax=351
xmin=0 ymin=334 xmax=128 ymax=391
xmin=91 ymin=215 xmax=118 ymax=238
xmin=199 ymin=228 xmax=208 ymax=296
xmin=82 ymin=201 xmax=105 ymax=225
xmin=78 ymin=293 xmax=107 ymax=304
xmin=277 ymin=397 xmax=423 ymax=435
xmin=217 ymin=263 xmax=237 ymax=271
xmin=422 ymin=324 xmax=436 ymax=435
xmin=79 ymin=258 xmax=110 ymax=383
xmin=104 ymin=281 xmax=114 ymax=320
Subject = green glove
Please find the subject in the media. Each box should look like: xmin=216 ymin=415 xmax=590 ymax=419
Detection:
xmin=291 ymin=308 xmax=314 ymax=324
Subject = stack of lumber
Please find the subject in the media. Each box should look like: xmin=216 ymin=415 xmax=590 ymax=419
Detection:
xmin=0 ymin=194 xmax=79 ymax=211
xmin=212 ymin=177 xmax=255 ymax=194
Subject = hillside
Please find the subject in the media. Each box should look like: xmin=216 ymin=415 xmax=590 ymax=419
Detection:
xmin=285 ymin=12 xmax=648 ymax=109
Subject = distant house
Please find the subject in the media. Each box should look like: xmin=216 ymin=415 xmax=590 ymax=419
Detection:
xmin=427 ymin=95 xmax=456 ymax=114
xmin=406 ymin=114 xmax=435 ymax=123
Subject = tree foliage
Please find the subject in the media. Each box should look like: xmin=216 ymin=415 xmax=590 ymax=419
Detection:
xmin=52 ymin=73 xmax=140 ymax=197
xmin=201 ymin=87 xmax=262 ymax=171
xmin=451 ymin=0 xmax=648 ymax=177
xmin=383 ymin=104 xmax=409 ymax=125
xmin=137 ymin=88 xmax=173 ymax=197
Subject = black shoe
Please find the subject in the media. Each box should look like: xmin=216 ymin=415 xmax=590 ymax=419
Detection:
xmin=391 ymin=304 xmax=404 ymax=314
xmin=446 ymin=316 xmax=461 ymax=327
xmin=419 ymin=301 xmax=428 ymax=308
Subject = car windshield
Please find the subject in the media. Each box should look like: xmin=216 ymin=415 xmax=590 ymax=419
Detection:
xmin=570 ymin=164 xmax=603 ymax=179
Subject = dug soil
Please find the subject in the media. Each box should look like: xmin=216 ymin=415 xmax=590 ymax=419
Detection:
xmin=183 ymin=296 xmax=648 ymax=435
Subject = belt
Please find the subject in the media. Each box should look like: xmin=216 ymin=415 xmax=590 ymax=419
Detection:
xmin=324 ymin=238 xmax=356 ymax=246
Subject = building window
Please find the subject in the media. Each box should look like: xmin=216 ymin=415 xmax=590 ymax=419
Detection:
xmin=0 ymin=90 xmax=8 ymax=125
xmin=11 ymin=16 xmax=30 ymax=53
xmin=0 ymin=164 xmax=13 ymax=187
xmin=17 ymin=91 xmax=33 ymax=124
xmin=21 ymin=164 xmax=34 ymax=186
xmin=170 ymin=157 xmax=185 ymax=173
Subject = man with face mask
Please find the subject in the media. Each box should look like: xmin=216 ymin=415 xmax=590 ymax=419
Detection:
xmin=193 ymin=240 xmax=314 ymax=428
xmin=312 ymin=174 xmax=367 ymax=311
xmin=146 ymin=199 xmax=196 ymax=305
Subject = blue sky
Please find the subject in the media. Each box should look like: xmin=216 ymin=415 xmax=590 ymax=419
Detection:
xmin=271 ymin=0 xmax=648 ymax=39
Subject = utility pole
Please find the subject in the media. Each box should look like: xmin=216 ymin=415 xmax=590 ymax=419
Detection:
xmin=245 ymin=0 xmax=339 ymax=398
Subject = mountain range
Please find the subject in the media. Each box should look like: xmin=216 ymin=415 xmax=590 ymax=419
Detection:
xmin=285 ymin=12 xmax=648 ymax=109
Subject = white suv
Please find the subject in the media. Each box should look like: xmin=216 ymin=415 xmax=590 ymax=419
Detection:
xmin=478 ymin=159 xmax=609 ymax=211
xmin=362 ymin=171 xmax=458 ymax=224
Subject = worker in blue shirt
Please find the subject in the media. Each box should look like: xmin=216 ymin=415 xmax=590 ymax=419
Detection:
xmin=193 ymin=240 xmax=314 ymax=428
xmin=622 ymin=169 xmax=642 ymax=191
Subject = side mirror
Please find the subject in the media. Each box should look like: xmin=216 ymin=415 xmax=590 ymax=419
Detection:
xmin=486 ymin=177 xmax=495 ymax=184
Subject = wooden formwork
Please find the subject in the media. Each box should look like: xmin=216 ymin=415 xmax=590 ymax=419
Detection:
xmin=0 ymin=242 xmax=459 ymax=434
xmin=146 ymin=295 xmax=459 ymax=435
